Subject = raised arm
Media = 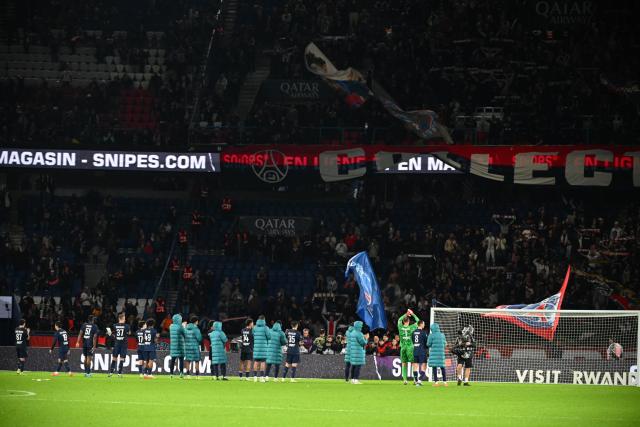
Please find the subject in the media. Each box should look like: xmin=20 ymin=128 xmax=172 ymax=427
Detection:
xmin=397 ymin=313 xmax=407 ymax=330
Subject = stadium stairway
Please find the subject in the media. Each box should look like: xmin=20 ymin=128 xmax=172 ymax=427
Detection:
xmin=221 ymin=0 xmax=238 ymax=44
xmin=236 ymin=62 xmax=270 ymax=122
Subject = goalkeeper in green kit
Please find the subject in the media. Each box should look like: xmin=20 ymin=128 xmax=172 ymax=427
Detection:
xmin=397 ymin=309 xmax=420 ymax=385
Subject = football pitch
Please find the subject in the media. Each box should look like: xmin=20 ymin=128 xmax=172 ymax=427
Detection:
xmin=0 ymin=371 xmax=638 ymax=427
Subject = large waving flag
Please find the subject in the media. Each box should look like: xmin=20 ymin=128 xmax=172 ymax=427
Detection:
xmin=371 ymin=81 xmax=453 ymax=143
xmin=483 ymin=266 xmax=571 ymax=341
xmin=345 ymin=251 xmax=387 ymax=330
xmin=304 ymin=42 xmax=372 ymax=108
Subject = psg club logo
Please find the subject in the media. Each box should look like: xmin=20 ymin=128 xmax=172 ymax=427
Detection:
xmin=252 ymin=150 xmax=289 ymax=183
xmin=364 ymin=291 xmax=372 ymax=305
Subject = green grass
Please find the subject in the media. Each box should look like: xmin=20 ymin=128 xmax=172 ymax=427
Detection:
xmin=0 ymin=371 xmax=639 ymax=427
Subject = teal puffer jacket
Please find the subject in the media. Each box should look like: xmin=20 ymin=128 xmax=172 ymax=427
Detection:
xmin=427 ymin=323 xmax=447 ymax=367
xmin=347 ymin=321 xmax=366 ymax=366
xmin=266 ymin=322 xmax=286 ymax=364
xmin=169 ymin=314 xmax=185 ymax=357
xmin=344 ymin=325 xmax=354 ymax=364
xmin=209 ymin=321 xmax=228 ymax=364
xmin=252 ymin=318 xmax=270 ymax=360
xmin=184 ymin=323 xmax=202 ymax=361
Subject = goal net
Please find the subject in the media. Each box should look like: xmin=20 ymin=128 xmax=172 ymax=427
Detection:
xmin=430 ymin=308 xmax=640 ymax=386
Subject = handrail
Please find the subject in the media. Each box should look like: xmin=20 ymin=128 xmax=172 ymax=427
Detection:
xmin=187 ymin=3 xmax=223 ymax=140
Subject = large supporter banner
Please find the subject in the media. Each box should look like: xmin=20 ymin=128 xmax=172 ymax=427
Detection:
xmin=261 ymin=79 xmax=332 ymax=103
xmin=239 ymin=216 xmax=313 ymax=236
xmin=0 ymin=149 xmax=220 ymax=172
xmin=0 ymin=348 xmax=636 ymax=385
xmin=222 ymin=144 xmax=640 ymax=187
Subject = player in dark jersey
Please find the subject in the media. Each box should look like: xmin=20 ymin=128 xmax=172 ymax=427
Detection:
xmin=75 ymin=315 xmax=99 ymax=377
xmin=142 ymin=318 xmax=158 ymax=379
xmin=282 ymin=321 xmax=302 ymax=382
xmin=135 ymin=320 xmax=146 ymax=378
xmin=108 ymin=313 xmax=131 ymax=377
xmin=15 ymin=319 xmax=30 ymax=375
xmin=238 ymin=318 xmax=254 ymax=380
xmin=411 ymin=320 xmax=428 ymax=386
xmin=49 ymin=321 xmax=72 ymax=376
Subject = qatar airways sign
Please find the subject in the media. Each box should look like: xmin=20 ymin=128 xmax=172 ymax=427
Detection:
xmin=0 ymin=149 xmax=220 ymax=172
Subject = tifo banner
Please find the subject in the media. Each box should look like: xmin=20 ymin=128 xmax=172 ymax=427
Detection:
xmin=0 ymin=348 xmax=636 ymax=385
xmin=221 ymin=144 xmax=640 ymax=187
xmin=239 ymin=216 xmax=313 ymax=237
xmin=0 ymin=149 xmax=220 ymax=173
xmin=261 ymin=79 xmax=332 ymax=103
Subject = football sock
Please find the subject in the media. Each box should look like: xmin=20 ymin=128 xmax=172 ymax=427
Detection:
xmin=402 ymin=365 xmax=407 ymax=381
xmin=291 ymin=367 xmax=297 ymax=378
xmin=118 ymin=361 xmax=124 ymax=374
xmin=283 ymin=366 xmax=289 ymax=378
xmin=64 ymin=361 xmax=70 ymax=372
xmin=110 ymin=361 xmax=116 ymax=373
xmin=56 ymin=362 xmax=62 ymax=372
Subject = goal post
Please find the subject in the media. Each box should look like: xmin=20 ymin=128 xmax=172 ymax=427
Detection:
xmin=430 ymin=308 xmax=640 ymax=386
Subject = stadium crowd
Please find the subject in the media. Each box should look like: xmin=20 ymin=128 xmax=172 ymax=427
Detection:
xmin=2 ymin=1 xmax=638 ymax=147
xmin=3 ymin=176 xmax=637 ymax=350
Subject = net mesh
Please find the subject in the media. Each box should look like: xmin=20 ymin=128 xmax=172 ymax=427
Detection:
xmin=431 ymin=308 xmax=639 ymax=386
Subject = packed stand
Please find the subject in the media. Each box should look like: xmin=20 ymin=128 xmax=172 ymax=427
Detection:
xmin=249 ymin=0 xmax=640 ymax=145
xmin=1 ymin=0 xmax=224 ymax=149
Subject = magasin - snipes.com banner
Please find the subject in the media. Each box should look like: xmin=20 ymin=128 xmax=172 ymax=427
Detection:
xmin=0 ymin=149 xmax=220 ymax=172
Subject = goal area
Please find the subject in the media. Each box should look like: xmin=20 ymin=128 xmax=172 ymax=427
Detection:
xmin=430 ymin=308 xmax=640 ymax=386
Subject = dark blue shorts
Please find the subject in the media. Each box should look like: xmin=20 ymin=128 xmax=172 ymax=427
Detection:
xmin=413 ymin=353 xmax=427 ymax=364
xmin=137 ymin=349 xmax=145 ymax=360
xmin=16 ymin=347 xmax=27 ymax=359
xmin=112 ymin=341 xmax=127 ymax=357
xmin=285 ymin=353 xmax=300 ymax=364
xmin=58 ymin=347 xmax=69 ymax=360
xmin=253 ymin=357 xmax=266 ymax=362
xmin=240 ymin=351 xmax=253 ymax=361
xmin=143 ymin=350 xmax=156 ymax=361
xmin=82 ymin=346 xmax=94 ymax=357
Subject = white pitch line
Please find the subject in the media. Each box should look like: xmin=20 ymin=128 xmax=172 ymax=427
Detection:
xmin=0 ymin=396 xmax=632 ymax=423
xmin=1 ymin=390 xmax=36 ymax=397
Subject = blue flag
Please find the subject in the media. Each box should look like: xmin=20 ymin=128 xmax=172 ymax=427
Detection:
xmin=345 ymin=251 xmax=387 ymax=330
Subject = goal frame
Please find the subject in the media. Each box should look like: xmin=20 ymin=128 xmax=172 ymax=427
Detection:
xmin=430 ymin=307 xmax=640 ymax=387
